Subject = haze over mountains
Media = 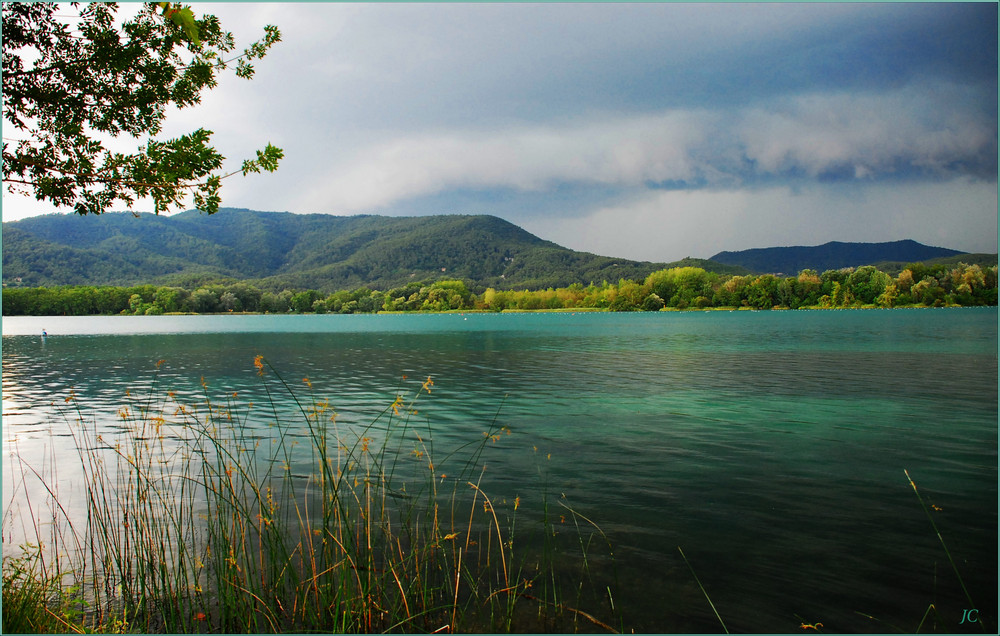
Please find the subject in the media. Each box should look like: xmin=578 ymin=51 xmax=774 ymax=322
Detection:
xmin=1 ymin=209 xmax=985 ymax=291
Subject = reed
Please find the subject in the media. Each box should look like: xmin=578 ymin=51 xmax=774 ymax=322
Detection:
xmin=677 ymin=546 xmax=728 ymax=634
xmin=2 ymin=358 xmax=621 ymax=633
xmin=902 ymin=469 xmax=989 ymax=634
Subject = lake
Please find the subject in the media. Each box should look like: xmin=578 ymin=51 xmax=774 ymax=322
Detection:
xmin=3 ymin=309 xmax=997 ymax=633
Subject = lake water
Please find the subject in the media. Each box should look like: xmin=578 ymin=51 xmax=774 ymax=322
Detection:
xmin=3 ymin=309 xmax=997 ymax=633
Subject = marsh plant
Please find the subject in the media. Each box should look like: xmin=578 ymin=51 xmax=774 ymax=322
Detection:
xmin=3 ymin=358 xmax=621 ymax=633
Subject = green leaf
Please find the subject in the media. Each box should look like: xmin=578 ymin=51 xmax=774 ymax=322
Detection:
xmin=159 ymin=3 xmax=200 ymax=46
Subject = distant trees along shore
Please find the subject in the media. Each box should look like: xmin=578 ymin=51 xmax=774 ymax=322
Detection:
xmin=3 ymin=263 xmax=996 ymax=316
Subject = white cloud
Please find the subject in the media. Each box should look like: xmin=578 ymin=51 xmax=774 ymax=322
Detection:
xmin=296 ymin=111 xmax=715 ymax=212
xmin=738 ymin=86 xmax=996 ymax=180
xmin=294 ymin=83 xmax=996 ymax=215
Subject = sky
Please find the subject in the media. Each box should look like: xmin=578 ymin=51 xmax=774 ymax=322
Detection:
xmin=3 ymin=2 xmax=997 ymax=263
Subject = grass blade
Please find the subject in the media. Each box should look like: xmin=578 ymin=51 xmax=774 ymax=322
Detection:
xmin=678 ymin=546 xmax=729 ymax=634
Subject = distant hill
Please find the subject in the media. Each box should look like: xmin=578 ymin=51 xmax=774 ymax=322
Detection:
xmin=870 ymin=253 xmax=998 ymax=277
xmin=2 ymin=209 xmax=745 ymax=291
xmin=709 ymin=240 xmax=967 ymax=275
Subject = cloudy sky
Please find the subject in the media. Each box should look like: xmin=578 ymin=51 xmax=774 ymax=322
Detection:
xmin=3 ymin=2 xmax=997 ymax=262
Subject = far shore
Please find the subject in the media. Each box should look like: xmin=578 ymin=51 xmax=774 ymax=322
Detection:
xmin=6 ymin=303 xmax=986 ymax=320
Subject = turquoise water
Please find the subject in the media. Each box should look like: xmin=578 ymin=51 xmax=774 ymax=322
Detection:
xmin=3 ymin=309 xmax=997 ymax=632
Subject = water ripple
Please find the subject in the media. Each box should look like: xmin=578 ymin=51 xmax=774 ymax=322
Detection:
xmin=3 ymin=310 xmax=996 ymax=633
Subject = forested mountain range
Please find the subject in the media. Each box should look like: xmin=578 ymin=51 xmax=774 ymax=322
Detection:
xmin=2 ymin=209 xmax=746 ymax=291
xmin=3 ymin=209 xmax=987 ymax=292
xmin=710 ymin=240 xmax=974 ymax=275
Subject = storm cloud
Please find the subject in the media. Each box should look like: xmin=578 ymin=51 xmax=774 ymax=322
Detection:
xmin=4 ymin=2 xmax=996 ymax=261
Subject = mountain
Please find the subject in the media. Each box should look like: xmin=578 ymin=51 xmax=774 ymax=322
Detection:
xmin=2 ymin=209 xmax=747 ymax=291
xmin=870 ymin=253 xmax=999 ymax=277
xmin=709 ymin=240 xmax=967 ymax=275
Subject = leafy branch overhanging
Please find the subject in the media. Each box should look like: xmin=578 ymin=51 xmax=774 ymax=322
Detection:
xmin=2 ymin=2 xmax=283 ymax=215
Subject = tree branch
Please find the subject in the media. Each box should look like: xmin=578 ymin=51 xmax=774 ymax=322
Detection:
xmin=2 ymin=61 xmax=71 ymax=79
xmin=5 ymin=154 xmax=242 ymax=190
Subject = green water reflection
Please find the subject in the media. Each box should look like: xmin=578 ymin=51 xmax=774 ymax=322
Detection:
xmin=3 ymin=309 xmax=996 ymax=632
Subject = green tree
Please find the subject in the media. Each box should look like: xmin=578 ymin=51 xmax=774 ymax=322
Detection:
xmin=979 ymin=266 xmax=999 ymax=305
xmin=290 ymin=290 xmax=319 ymax=313
xmin=692 ymin=295 xmax=713 ymax=309
xmin=715 ymin=275 xmax=753 ymax=307
xmin=905 ymin=263 xmax=948 ymax=286
xmin=641 ymin=293 xmax=665 ymax=311
xmin=224 ymin=282 xmax=262 ymax=312
xmin=794 ymin=270 xmax=823 ymax=307
xmin=746 ymin=275 xmax=779 ymax=309
xmin=911 ymin=276 xmax=945 ymax=306
xmin=480 ymin=287 xmax=508 ymax=311
xmin=260 ymin=290 xmax=292 ymax=313
xmin=613 ymin=279 xmax=645 ymax=310
xmin=845 ymin=266 xmax=892 ymax=305
xmin=581 ymin=282 xmax=614 ymax=308
xmin=877 ymin=283 xmax=899 ymax=308
xmin=219 ymin=291 xmax=241 ymax=312
xmin=128 ymin=293 xmax=146 ymax=314
xmin=186 ymin=287 xmax=218 ymax=313
xmin=2 ymin=3 xmax=282 ymax=215
xmin=820 ymin=268 xmax=849 ymax=291
xmin=154 ymin=286 xmax=187 ymax=313
xmin=95 ymin=286 xmax=134 ymax=314
xmin=358 ymin=290 xmax=385 ymax=313
xmin=1 ymin=288 xmax=29 ymax=315
xmin=645 ymin=267 xmax=714 ymax=308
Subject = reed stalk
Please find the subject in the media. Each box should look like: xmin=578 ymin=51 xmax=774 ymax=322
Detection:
xmin=903 ymin=469 xmax=988 ymax=634
xmin=3 ymin=358 xmax=621 ymax=633
xmin=678 ymin=546 xmax=729 ymax=634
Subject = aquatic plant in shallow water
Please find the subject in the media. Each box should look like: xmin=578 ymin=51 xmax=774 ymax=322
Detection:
xmin=2 ymin=357 xmax=622 ymax=633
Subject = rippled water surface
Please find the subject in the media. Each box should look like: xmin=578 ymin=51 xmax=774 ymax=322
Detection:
xmin=3 ymin=309 xmax=997 ymax=632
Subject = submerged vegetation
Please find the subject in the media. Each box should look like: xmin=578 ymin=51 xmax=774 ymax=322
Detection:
xmin=3 ymin=261 xmax=997 ymax=316
xmin=3 ymin=361 xmax=621 ymax=633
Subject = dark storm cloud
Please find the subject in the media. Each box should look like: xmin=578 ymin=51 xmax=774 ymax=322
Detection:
xmin=4 ymin=3 xmax=996 ymax=260
xmin=294 ymin=2 xmax=997 ymax=126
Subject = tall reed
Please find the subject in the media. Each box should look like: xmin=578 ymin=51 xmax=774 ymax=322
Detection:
xmin=2 ymin=358 xmax=621 ymax=633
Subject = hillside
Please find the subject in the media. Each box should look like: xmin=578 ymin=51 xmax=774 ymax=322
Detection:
xmin=709 ymin=240 xmax=967 ymax=275
xmin=3 ymin=209 xmax=746 ymax=291
xmin=871 ymin=253 xmax=998 ymax=277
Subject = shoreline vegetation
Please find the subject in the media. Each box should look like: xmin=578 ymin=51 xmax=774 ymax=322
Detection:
xmin=3 ymin=263 xmax=997 ymax=317
xmin=3 ymin=362 xmax=624 ymax=634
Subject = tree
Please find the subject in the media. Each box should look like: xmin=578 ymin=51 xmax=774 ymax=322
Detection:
xmin=311 ymin=298 xmax=328 ymax=314
xmin=641 ymin=293 xmax=665 ymax=311
xmin=876 ymin=283 xmax=899 ymax=308
xmin=3 ymin=3 xmax=282 ymax=215
xmin=794 ymin=270 xmax=823 ymax=307
xmin=154 ymin=286 xmax=187 ymax=313
xmin=911 ymin=276 xmax=944 ymax=306
xmin=290 ymin=290 xmax=318 ymax=313
xmin=260 ymin=290 xmax=292 ymax=313
xmin=219 ymin=291 xmax=241 ymax=312
xmin=645 ymin=267 xmax=714 ymax=308
xmin=746 ymin=275 xmax=779 ymax=309
xmin=614 ymin=279 xmax=645 ymax=310
xmin=186 ymin=287 xmax=218 ymax=313
xmin=715 ymin=275 xmax=753 ymax=307
xmin=224 ymin=282 xmax=262 ymax=312
xmin=845 ymin=266 xmax=892 ymax=305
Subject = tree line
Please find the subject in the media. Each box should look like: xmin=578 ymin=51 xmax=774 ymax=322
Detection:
xmin=2 ymin=263 xmax=996 ymax=316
